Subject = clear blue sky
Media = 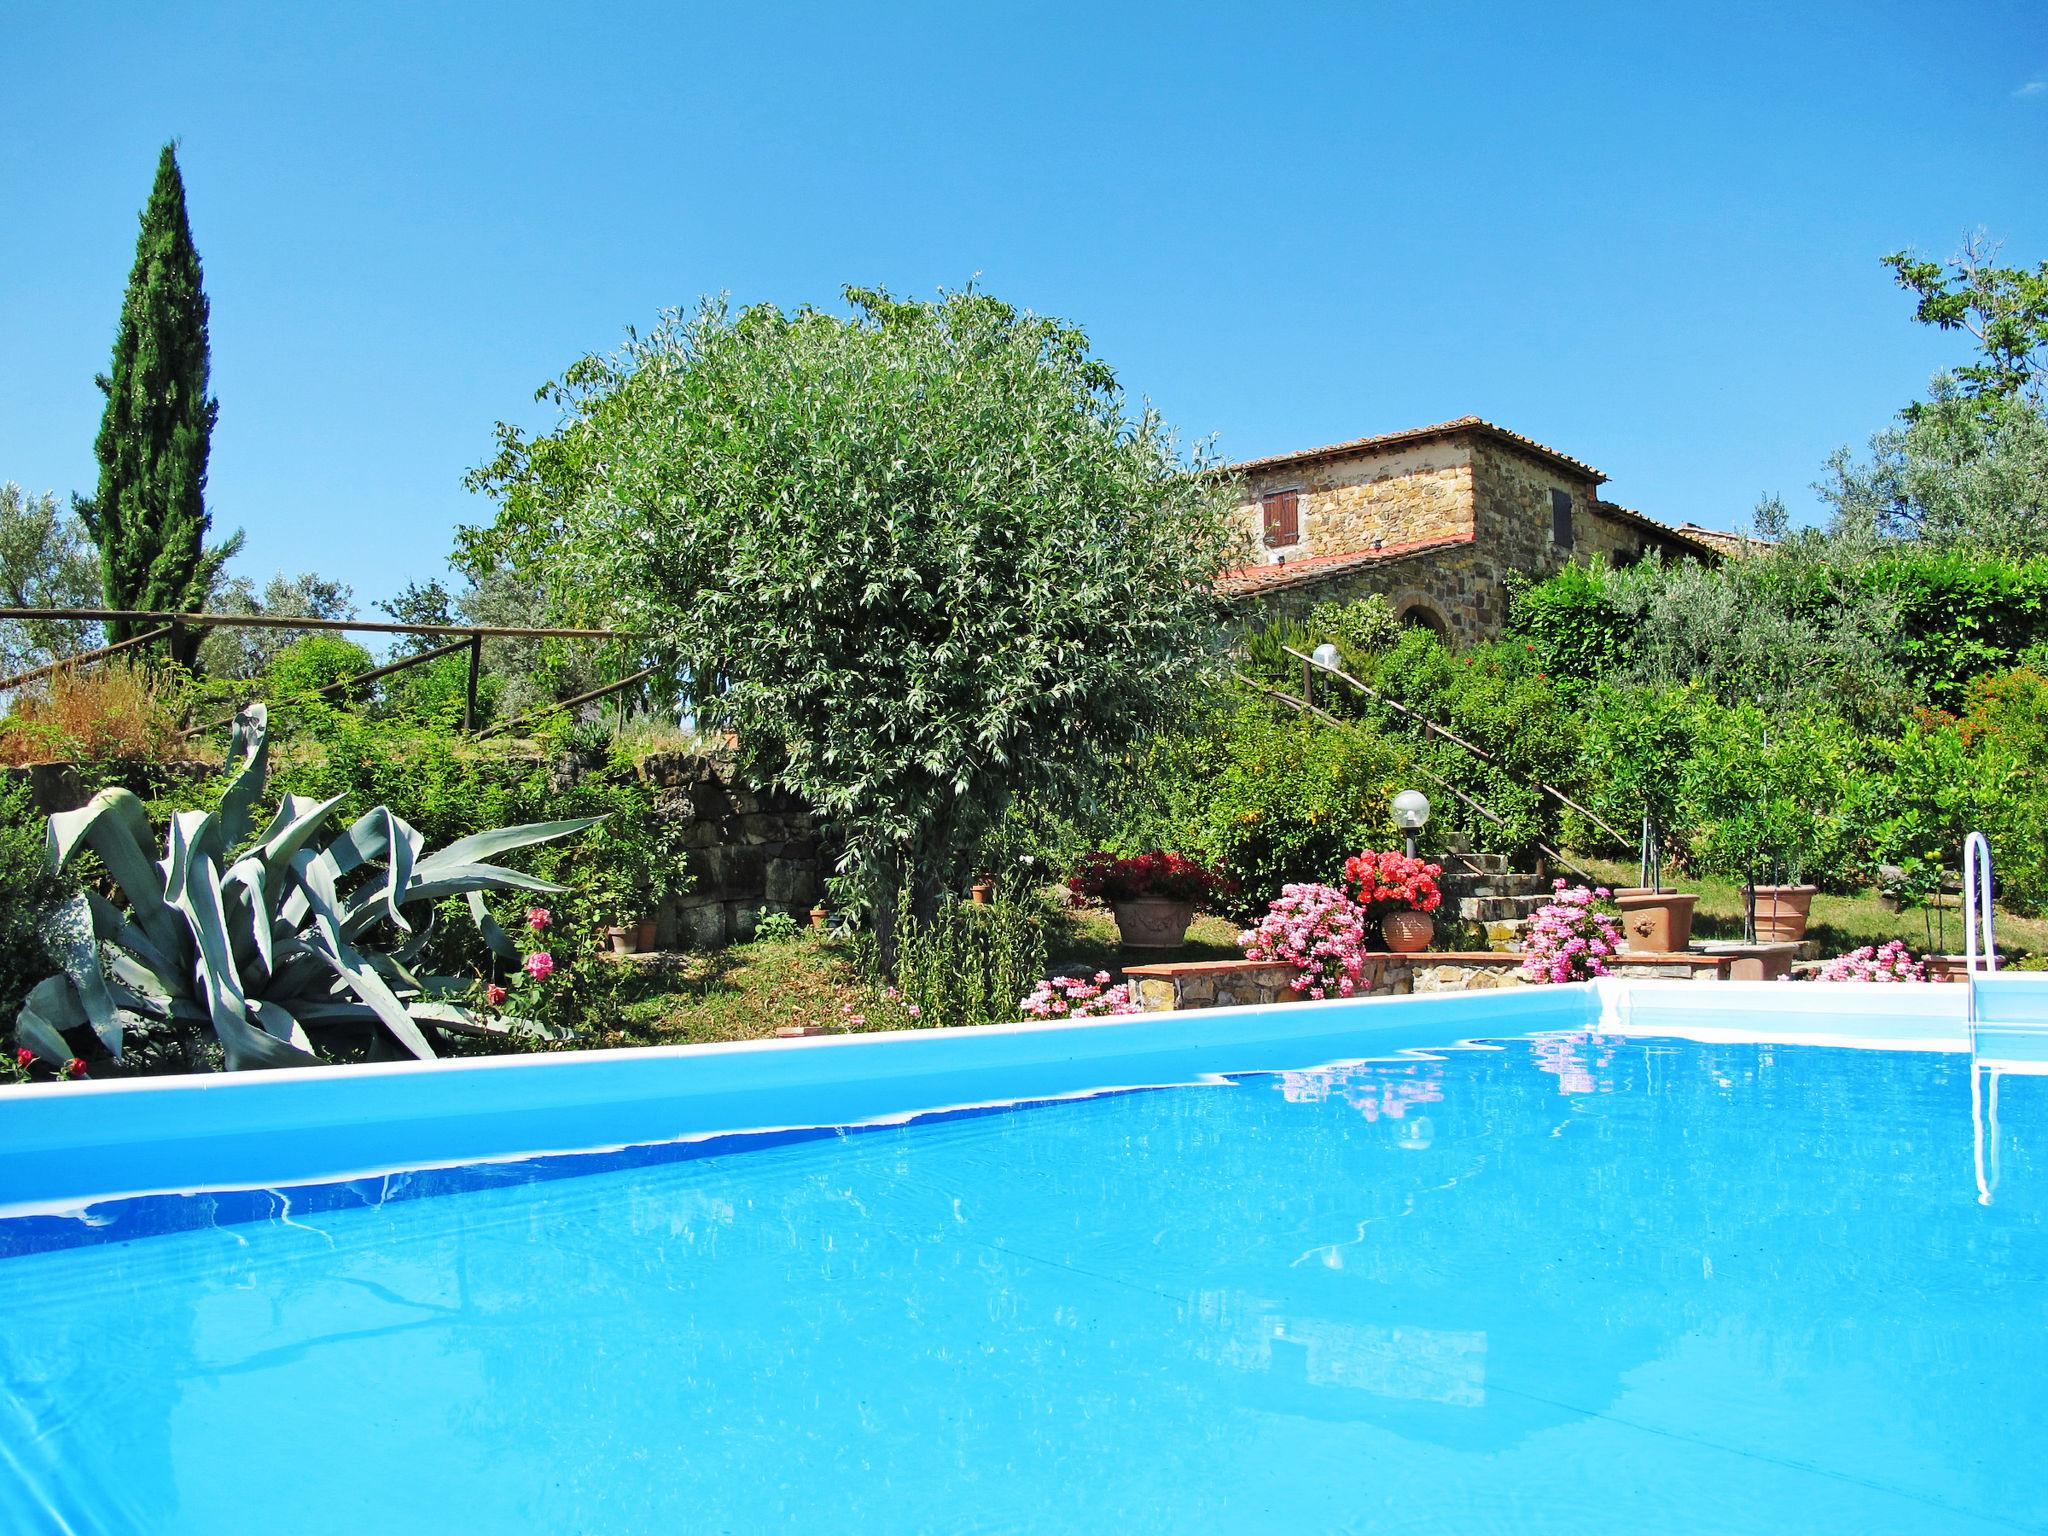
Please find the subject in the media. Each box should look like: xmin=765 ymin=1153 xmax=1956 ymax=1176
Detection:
xmin=4 ymin=2 xmax=2044 ymax=612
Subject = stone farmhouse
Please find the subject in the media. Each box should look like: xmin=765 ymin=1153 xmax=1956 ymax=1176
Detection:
xmin=1219 ymin=417 xmax=1722 ymax=643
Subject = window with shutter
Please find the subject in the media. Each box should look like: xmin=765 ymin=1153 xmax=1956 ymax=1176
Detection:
xmin=1262 ymin=490 xmax=1300 ymax=549
xmin=1551 ymin=488 xmax=1575 ymax=548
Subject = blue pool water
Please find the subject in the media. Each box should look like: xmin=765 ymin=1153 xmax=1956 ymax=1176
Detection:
xmin=2 ymin=1028 xmax=2044 ymax=1534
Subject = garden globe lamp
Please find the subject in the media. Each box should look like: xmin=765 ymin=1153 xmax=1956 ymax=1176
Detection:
xmin=1391 ymin=789 xmax=1431 ymax=859
xmin=1310 ymin=643 xmax=1341 ymax=672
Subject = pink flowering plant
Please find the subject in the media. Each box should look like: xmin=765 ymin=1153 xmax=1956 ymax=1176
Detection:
xmin=1518 ymin=881 xmax=1623 ymax=984
xmin=1019 ymin=972 xmax=1143 ymax=1019
xmin=1814 ymin=940 xmax=1929 ymax=983
xmin=1237 ymin=883 xmax=1370 ymax=999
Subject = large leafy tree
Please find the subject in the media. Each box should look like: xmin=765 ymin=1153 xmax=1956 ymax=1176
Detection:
xmin=1884 ymin=234 xmax=2048 ymax=413
xmin=0 ymin=483 xmax=102 ymax=674
xmin=78 ymin=142 xmax=241 ymax=667
xmin=468 ymin=287 xmax=1243 ymax=922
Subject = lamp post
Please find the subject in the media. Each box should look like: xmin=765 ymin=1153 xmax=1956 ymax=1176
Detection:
xmin=1391 ymin=789 xmax=1431 ymax=859
xmin=1306 ymin=642 xmax=1340 ymax=709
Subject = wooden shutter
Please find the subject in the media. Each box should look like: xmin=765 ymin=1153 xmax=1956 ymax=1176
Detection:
xmin=1550 ymin=488 xmax=1575 ymax=549
xmin=1262 ymin=490 xmax=1300 ymax=548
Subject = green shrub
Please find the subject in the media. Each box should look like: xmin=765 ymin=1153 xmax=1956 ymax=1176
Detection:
xmin=264 ymin=634 xmax=376 ymax=701
xmin=0 ymin=777 xmax=70 ymax=1024
xmin=1138 ymin=698 xmax=1408 ymax=920
xmin=885 ymin=889 xmax=1047 ymax=1028
xmin=1957 ymin=666 xmax=2048 ymax=912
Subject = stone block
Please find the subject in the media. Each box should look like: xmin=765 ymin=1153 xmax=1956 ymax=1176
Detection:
xmin=764 ymin=858 xmax=820 ymax=906
xmin=1138 ymin=979 xmax=1178 ymax=1012
xmin=676 ymin=901 xmax=729 ymax=949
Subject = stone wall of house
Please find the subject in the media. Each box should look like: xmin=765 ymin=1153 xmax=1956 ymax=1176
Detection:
xmin=1236 ymin=439 xmax=1473 ymax=563
xmin=635 ymin=751 xmax=824 ymax=950
xmin=1241 ymin=542 xmax=1505 ymax=647
xmin=1233 ymin=437 xmax=1709 ymax=644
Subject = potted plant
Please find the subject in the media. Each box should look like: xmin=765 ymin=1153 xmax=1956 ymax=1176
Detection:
xmin=1583 ymin=689 xmax=1701 ymax=952
xmin=1343 ymin=848 xmax=1443 ymax=953
xmin=1680 ymin=708 xmax=1824 ymax=944
xmin=1067 ymin=850 xmax=1229 ymax=950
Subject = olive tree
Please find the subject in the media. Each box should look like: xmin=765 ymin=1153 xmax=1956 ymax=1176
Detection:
xmin=467 ymin=287 xmax=1244 ymax=926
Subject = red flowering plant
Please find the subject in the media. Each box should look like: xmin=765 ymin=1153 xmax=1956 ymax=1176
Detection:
xmin=1343 ymin=849 xmax=1444 ymax=920
xmin=1067 ymin=851 xmax=1231 ymax=909
xmin=4 ymin=1047 xmax=89 ymax=1086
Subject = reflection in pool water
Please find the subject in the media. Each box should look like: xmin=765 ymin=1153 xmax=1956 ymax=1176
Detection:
xmin=1 ymin=1031 xmax=2043 ymax=1534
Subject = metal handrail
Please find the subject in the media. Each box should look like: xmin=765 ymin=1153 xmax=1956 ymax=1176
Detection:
xmin=1285 ymin=645 xmax=1633 ymax=848
xmin=1964 ymin=831 xmax=1998 ymax=975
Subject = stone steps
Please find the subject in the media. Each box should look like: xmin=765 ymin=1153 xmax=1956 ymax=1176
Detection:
xmin=1455 ymin=892 xmax=1550 ymax=923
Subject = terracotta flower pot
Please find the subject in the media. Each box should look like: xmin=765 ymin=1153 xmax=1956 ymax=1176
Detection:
xmin=1745 ymin=884 xmax=1818 ymax=943
xmin=1613 ymin=889 xmax=1699 ymax=953
xmin=809 ymin=904 xmax=829 ymax=932
xmin=970 ymin=881 xmax=994 ymax=906
xmin=1112 ymin=897 xmax=1197 ymax=950
xmin=1379 ymin=910 xmax=1435 ymax=953
xmin=635 ymin=916 xmax=659 ymax=951
xmin=606 ymin=924 xmax=637 ymax=956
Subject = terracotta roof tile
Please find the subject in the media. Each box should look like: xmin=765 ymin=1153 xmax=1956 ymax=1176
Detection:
xmin=1226 ymin=416 xmax=1607 ymax=484
xmin=1588 ymin=500 xmax=1723 ymax=557
xmin=1217 ymin=535 xmax=1474 ymax=598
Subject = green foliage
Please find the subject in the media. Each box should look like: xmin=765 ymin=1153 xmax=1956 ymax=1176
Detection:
xmin=76 ymin=143 xmax=241 ymax=666
xmin=1308 ymin=594 xmax=1400 ymax=657
xmin=14 ymin=705 xmax=597 ymax=1072
xmin=1575 ymin=684 xmax=1705 ymax=862
xmin=1676 ymin=703 xmax=1875 ymax=889
xmin=0 ymin=778 xmax=71 ymax=1025
xmin=1956 ymin=667 xmax=2048 ymax=913
xmin=752 ymin=908 xmax=803 ymax=942
xmin=1818 ymin=380 xmax=2048 ymax=556
xmin=885 ymin=887 xmax=1048 ymax=1029
xmin=1883 ymin=236 xmax=2047 ymax=410
xmin=1129 ymin=696 xmax=1407 ymax=920
xmin=464 ymin=286 xmax=1242 ymax=916
xmin=0 ymin=483 xmax=101 ymax=674
xmin=196 ymin=571 xmax=357 ymax=679
xmin=1860 ymin=549 xmax=2048 ymax=709
xmin=1506 ymin=563 xmax=1623 ymax=699
xmin=265 ymin=634 xmax=375 ymax=701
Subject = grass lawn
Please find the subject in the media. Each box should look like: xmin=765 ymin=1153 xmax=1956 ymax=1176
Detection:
xmin=1572 ymin=856 xmax=2046 ymax=963
xmin=582 ymin=868 xmax=2046 ymax=1049
xmin=587 ymin=897 xmax=1248 ymax=1047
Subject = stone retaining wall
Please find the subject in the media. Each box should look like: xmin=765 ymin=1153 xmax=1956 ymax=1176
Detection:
xmin=635 ymin=751 xmax=824 ymax=950
xmin=1123 ymin=952 xmax=1733 ymax=1011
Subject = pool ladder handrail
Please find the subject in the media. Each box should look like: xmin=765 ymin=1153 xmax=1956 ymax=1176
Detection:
xmin=1963 ymin=831 xmax=1998 ymax=976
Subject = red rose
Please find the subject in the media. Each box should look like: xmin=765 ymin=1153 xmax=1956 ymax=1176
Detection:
xmin=14 ymin=1048 xmax=33 ymax=1068
xmin=65 ymin=1058 xmax=87 ymax=1079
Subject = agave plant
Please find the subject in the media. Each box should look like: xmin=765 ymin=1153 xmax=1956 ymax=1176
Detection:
xmin=14 ymin=705 xmax=598 ymax=1071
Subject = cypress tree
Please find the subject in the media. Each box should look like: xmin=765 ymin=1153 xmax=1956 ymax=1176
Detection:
xmin=79 ymin=142 xmax=241 ymax=665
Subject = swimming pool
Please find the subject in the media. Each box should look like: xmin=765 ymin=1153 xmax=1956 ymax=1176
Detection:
xmin=2 ymin=981 xmax=2043 ymax=1533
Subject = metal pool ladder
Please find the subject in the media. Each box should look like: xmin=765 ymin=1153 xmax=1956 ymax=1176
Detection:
xmin=1963 ymin=831 xmax=1998 ymax=977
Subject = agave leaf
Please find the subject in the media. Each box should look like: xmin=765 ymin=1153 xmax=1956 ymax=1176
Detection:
xmin=341 ymin=862 xmax=565 ymax=942
xmin=216 ymin=704 xmax=270 ymax=847
xmin=290 ymin=859 xmax=438 ymax=1060
xmin=296 ymin=940 xmax=438 ymax=1061
xmin=223 ymin=860 xmax=274 ymax=981
xmin=15 ymin=976 xmax=84 ymax=1060
xmin=466 ymin=890 xmax=521 ymax=962
xmin=46 ymin=789 xmax=183 ymax=957
xmin=247 ymin=998 xmax=313 ymax=1054
xmin=393 ymin=909 xmax=436 ymax=967
xmin=165 ymin=812 xmax=316 ymax=1071
xmin=42 ymin=895 xmax=124 ymax=1058
xmin=413 ymin=817 xmax=604 ymax=879
xmin=83 ymin=889 xmax=184 ymax=982
xmin=240 ymin=793 xmax=345 ymax=887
